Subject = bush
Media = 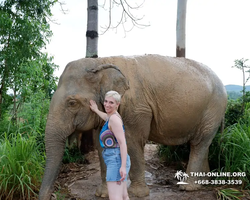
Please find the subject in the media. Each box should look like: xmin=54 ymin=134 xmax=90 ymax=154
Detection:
xmin=225 ymin=91 xmax=250 ymax=127
xmin=225 ymin=99 xmax=244 ymax=127
xmin=219 ymin=112 xmax=250 ymax=188
xmin=208 ymin=133 xmax=224 ymax=170
xmin=158 ymin=144 xmax=190 ymax=169
xmin=0 ymin=133 xmax=45 ymax=200
xmin=227 ymin=91 xmax=242 ymax=100
xmin=209 ymin=103 xmax=250 ymax=189
xmin=0 ymin=112 xmax=20 ymax=137
xmin=63 ymin=145 xmax=85 ymax=164
xmin=17 ymin=92 xmax=51 ymax=134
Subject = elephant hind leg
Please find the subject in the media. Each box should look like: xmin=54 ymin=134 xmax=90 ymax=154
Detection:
xmin=127 ymin=114 xmax=152 ymax=197
xmin=128 ymin=145 xmax=150 ymax=197
xmin=187 ymin=141 xmax=211 ymax=174
xmin=180 ymin=125 xmax=218 ymax=191
xmin=179 ymin=144 xmax=210 ymax=191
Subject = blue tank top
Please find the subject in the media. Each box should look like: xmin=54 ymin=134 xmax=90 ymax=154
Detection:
xmin=99 ymin=115 xmax=125 ymax=148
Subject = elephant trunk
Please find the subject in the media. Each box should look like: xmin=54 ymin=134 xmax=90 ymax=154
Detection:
xmin=39 ymin=126 xmax=67 ymax=200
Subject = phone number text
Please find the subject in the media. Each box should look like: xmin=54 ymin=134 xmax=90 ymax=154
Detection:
xmin=194 ymin=180 xmax=242 ymax=185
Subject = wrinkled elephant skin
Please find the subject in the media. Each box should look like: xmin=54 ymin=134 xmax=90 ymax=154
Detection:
xmin=38 ymin=55 xmax=227 ymax=200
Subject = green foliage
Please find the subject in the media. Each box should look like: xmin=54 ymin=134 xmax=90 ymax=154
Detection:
xmin=216 ymin=188 xmax=244 ymax=200
xmin=0 ymin=1 xmax=81 ymax=199
xmin=225 ymin=99 xmax=243 ymax=127
xmin=17 ymin=54 xmax=58 ymax=100
xmin=0 ymin=2 xmax=58 ymax=179
xmin=0 ymin=94 xmax=13 ymax=113
xmin=232 ymin=58 xmax=250 ymax=113
xmin=18 ymin=91 xmax=51 ymax=132
xmin=0 ymin=0 xmax=58 ymax=119
xmin=219 ymin=109 xmax=250 ymax=188
xmin=209 ymin=103 xmax=250 ymax=191
xmin=227 ymin=91 xmax=242 ymax=100
xmin=208 ymin=133 xmax=223 ymax=170
xmin=232 ymin=59 xmax=250 ymax=86
xmin=0 ymin=90 xmax=51 ymax=153
xmin=225 ymin=91 xmax=250 ymax=127
xmin=158 ymin=144 xmax=189 ymax=169
xmin=243 ymin=91 xmax=250 ymax=102
xmin=0 ymin=133 xmax=45 ymax=200
xmin=63 ymin=145 xmax=85 ymax=164
xmin=0 ymin=112 xmax=19 ymax=135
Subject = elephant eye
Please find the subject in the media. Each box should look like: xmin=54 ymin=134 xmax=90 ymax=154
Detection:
xmin=68 ymin=100 xmax=77 ymax=107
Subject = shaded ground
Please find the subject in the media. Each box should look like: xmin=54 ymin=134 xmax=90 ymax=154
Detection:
xmin=53 ymin=144 xmax=248 ymax=200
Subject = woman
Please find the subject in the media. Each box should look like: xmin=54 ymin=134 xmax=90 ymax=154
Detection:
xmin=90 ymin=90 xmax=131 ymax=200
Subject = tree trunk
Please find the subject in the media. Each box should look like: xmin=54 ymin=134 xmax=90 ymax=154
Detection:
xmin=176 ymin=0 xmax=187 ymax=57
xmin=0 ymin=34 xmax=11 ymax=119
xmin=242 ymin=67 xmax=245 ymax=112
xmin=0 ymin=84 xmax=3 ymax=119
xmin=0 ymin=61 xmax=8 ymax=120
xmin=13 ymin=87 xmax=17 ymax=123
xmin=86 ymin=0 xmax=98 ymax=58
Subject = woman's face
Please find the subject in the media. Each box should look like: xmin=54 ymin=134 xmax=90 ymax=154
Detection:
xmin=104 ymin=96 xmax=119 ymax=114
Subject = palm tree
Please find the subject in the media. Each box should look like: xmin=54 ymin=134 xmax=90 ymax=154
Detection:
xmin=182 ymin=172 xmax=189 ymax=182
xmin=176 ymin=0 xmax=187 ymax=57
xmin=175 ymin=170 xmax=183 ymax=181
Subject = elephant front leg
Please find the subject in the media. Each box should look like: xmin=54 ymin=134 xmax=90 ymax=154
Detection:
xmin=93 ymin=128 xmax=109 ymax=197
xmin=95 ymin=147 xmax=108 ymax=197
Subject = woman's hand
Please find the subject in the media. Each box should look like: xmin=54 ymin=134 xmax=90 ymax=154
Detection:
xmin=119 ymin=166 xmax=127 ymax=182
xmin=90 ymin=100 xmax=108 ymax=121
xmin=89 ymin=100 xmax=98 ymax=113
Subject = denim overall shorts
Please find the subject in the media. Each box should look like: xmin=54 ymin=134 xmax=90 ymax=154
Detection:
xmin=100 ymin=117 xmax=131 ymax=182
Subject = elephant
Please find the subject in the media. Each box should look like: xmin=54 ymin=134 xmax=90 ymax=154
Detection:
xmin=38 ymin=54 xmax=227 ymax=200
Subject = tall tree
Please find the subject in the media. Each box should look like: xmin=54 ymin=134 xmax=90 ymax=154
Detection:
xmin=0 ymin=0 xmax=58 ymax=119
xmin=176 ymin=0 xmax=187 ymax=57
xmin=232 ymin=58 xmax=250 ymax=111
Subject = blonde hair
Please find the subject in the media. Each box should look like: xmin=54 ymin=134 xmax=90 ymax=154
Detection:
xmin=105 ymin=90 xmax=121 ymax=103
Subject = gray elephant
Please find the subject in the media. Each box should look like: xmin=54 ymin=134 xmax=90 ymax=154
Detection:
xmin=38 ymin=54 xmax=227 ymax=200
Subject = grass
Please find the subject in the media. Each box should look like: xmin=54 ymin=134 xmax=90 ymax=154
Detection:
xmin=217 ymin=114 xmax=250 ymax=189
xmin=0 ymin=133 xmax=45 ymax=200
xmin=216 ymin=188 xmax=244 ymax=200
xmin=63 ymin=145 xmax=85 ymax=164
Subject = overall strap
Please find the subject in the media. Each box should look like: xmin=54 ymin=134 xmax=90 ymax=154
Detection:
xmin=108 ymin=112 xmax=124 ymax=129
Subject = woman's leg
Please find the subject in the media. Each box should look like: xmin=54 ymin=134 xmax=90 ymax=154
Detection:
xmin=107 ymin=181 xmax=129 ymax=200
xmin=122 ymin=181 xmax=129 ymax=200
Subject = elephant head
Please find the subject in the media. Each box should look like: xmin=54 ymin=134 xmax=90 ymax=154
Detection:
xmin=38 ymin=59 xmax=129 ymax=200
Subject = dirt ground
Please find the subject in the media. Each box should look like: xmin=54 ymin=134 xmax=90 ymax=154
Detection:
xmin=53 ymin=144 xmax=248 ymax=200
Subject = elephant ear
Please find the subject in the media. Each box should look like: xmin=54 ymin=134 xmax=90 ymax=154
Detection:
xmin=85 ymin=64 xmax=130 ymax=103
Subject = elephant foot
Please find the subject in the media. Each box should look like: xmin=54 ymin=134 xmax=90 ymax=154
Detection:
xmin=128 ymin=182 xmax=150 ymax=197
xmin=95 ymin=183 xmax=108 ymax=198
xmin=179 ymin=180 xmax=202 ymax=191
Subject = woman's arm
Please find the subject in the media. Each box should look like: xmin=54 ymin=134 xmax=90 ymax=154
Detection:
xmin=109 ymin=115 xmax=128 ymax=181
xmin=89 ymin=100 xmax=108 ymax=121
